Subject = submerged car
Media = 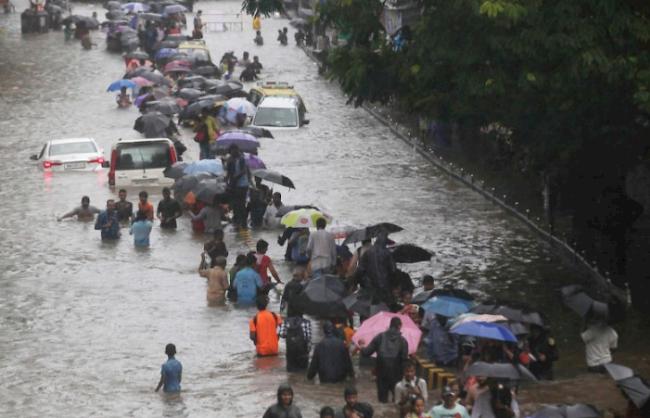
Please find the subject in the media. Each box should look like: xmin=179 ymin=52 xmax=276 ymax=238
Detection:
xmin=251 ymin=96 xmax=309 ymax=130
xmin=247 ymin=81 xmax=307 ymax=113
xmin=106 ymin=138 xmax=177 ymax=187
xmin=31 ymin=138 xmax=104 ymax=171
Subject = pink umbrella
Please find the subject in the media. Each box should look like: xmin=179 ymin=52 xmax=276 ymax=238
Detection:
xmin=131 ymin=76 xmax=154 ymax=87
xmin=352 ymin=311 xmax=422 ymax=355
xmin=163 ymin=60 xmax=192 ymax=74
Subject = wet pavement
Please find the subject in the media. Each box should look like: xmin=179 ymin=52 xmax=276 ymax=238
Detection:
xmin=0 ymin=1 xmax=645 ymax=416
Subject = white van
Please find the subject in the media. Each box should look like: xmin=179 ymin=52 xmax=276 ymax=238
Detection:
xmin=251 ymin=96 xmax=309 ymax=130
xmin=107 ymin=138 xmax=178 ymax=187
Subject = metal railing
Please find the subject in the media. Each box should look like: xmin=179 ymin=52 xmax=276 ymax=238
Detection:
xmin=202 ymin=12 xmax=243 ymax=32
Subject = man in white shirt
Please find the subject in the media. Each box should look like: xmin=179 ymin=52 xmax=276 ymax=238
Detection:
xmin=307 ymin=217 xmax=336 ymax=276
xmin=581 ymin=321 xmax=618 ymax=373
xmin=263 ymin=192 xmax=284 ymax=229
xmin=431 ymin=386 xmax=470 ymax=418
xmin=394 ymin=360 xmax=427 ymax=415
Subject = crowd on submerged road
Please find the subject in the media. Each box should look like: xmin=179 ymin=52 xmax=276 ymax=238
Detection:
xmin=6 ymin=0 xmax=648 ymax=416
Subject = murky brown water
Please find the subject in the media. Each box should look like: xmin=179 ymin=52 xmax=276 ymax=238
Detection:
xmin=0 ymin=2 xmax=645 ymax=416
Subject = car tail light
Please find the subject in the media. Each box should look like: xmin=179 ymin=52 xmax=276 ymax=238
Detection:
xmin=42 ymin=160 xmax=62 ymax=169
xmin=169 ymin=144 xmax=177 ymax=164
xmin=108 ymin=149 xmax=117 ymax=185
xmin=88 ymin=157 xmax=105 ymax=164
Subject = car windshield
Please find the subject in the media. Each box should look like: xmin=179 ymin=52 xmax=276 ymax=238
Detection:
xmin=115 ymin=142 xmax=170 ymax=170
xmin=254 ymin=107 xmax=298 ymax=127
xmin=49 ymin=141 xmax=97 ymax=156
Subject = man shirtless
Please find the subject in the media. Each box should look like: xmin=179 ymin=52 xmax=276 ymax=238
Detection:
xmin=58 ymin=196 xmax=100 ymax=221
xmin=198 ymin=255 xmax=229 ymax=304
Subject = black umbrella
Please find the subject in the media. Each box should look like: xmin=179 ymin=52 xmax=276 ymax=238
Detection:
xmin=177 ymin=88 xmax=204 ymax=101
xmin=252 ymin=169 xmax=295 ymax=189
xmin=275 ymin=205 xmax=320 ymax=218
xmin=207 ymin=81 xmax=243 ymax=96
xmin=105 ymin=0 xmax=121 ymax=10
xmin=617 ymin=376 xmax=650 ymax=409
xmin=173 ymin=173 xmax=216 ymax=194
xmin=147 ymin=99 xmax=181 ymax=116
xmin=178 ymin=75 xmax=207 ymax=90
xmin=138 ymin=12 xmax=163 ymax=21
xmin=193 ymin=65 xmax=222 ymax=77
xmin=529 ymin=404 xmax=601 ymax=418
xmin=465 ymin=361 xmax=537 ymax=381
xmin=125 ymin=50 xmax=150 ymax=61
xmin=180 ymin=98 xmax=224 ymax=120
xmin=164 ymin=162 xmax=189 ymax=179
xmin=342 ymin=291 xmax=389 ymax=318
xmin=605 ymin=363 xmax=635 ymax=381
xmin=293 ymin=275 xmax=348 ymax=318
xmin=391 ymin=244 xmax=433 ymax=263
xmin=133 ymin=111 xmax=170 ymax=138
xmin=159 ymin=39 xmax=180 ymax=49
xmin=193 ymin=179 xmax=227 ymax=204
xmin=106 ymin=9 xmax=126 ymax=20
xmin=164 ymin=33 xmax=190 ymax=42
xmin=470 ymin=303 xmax=545 ymax=327
xmin=343 ymin=222 xmax=404 ymax=245
xmin=138 ymin=71 xmax=172 ymax=86
xmin=561 ymin=285 xmax=609 ymax=320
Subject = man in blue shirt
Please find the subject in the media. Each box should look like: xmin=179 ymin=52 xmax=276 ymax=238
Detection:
xmin=94 ymin=199 xmax=120 ymax=240
xmin=233 ymin=253 xmax=263 ymax=303
xmin=129 ymin=210 xmax=153 ymax=247
xmin=155 ymin=343 xmax=182 ymax=393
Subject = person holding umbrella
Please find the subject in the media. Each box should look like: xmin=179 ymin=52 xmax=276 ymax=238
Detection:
xmin=359 ymin=317 xmax=409 ymax=403
xmin=225 ymin=144 xmax=251 ymax=230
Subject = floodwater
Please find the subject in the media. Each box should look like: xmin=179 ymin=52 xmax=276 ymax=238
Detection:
xmin=0 ymin=1 xmax=645 ymax=416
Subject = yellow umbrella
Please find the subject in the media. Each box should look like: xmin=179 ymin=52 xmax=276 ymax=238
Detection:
xmin=280 ymin=208 xmax=331 ymax=228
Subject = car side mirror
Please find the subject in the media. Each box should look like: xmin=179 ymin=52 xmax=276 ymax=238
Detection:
xmin=102 ymin=161 xmax=110 ymax=168
xmin=30 ymin=154 xmax=38 ymax=160
xmin=302 ymin=119 xmax=310 ymax=126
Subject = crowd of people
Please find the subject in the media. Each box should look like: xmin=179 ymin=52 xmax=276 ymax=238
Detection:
xmin=52 ymin=5 xmax=646 ymax=418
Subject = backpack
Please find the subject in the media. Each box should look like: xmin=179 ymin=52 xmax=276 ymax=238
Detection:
xmin=285 ymin=318 xmax=308 ymax=354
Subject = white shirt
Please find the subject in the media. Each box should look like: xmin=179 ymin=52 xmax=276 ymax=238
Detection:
xmin=263 ymin=204 xmax=282 ymax=229
xmin=581 ymin=324 xmax=618 ymax=367
xmin=394 ymin=377 xmax=428 ymax=404
xmin=307 ymin=229 xmax=336 ymax=271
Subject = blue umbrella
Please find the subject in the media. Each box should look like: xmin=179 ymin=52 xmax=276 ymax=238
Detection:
xmin=183 ymin=159 xmax=224 ymax=176
xmin=121 ymin=2 xmax=149 ymax=13
xmin=163 ymin=4 xmax=187 ymax=15
xmin=422 ymin=296 xmax=473 ymax=318
xmin=155 ymin=48 xmax=179 ymax=61
xmin=107 ymin=79 xmax=137 ymax=92
xmin=450 ymin=321 xmax=517 ymax=342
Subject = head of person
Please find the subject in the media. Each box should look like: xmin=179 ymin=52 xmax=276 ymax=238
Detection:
xmin=81 ymin=195 xmax=90 ymax=208
xmin=228 ymin=144 xmax=240 ymax=158
xmin=165 ymin=343 xmax=176 ymax=358
xmin=316 ymin=217 xmax=327 ymax=230
xmin=135 ymin=210 xmax=147 ymax=222
xmin=253 ymin=55 xmax=259 ymax=62
xmin=243 ymin=51 xmax=249 ymax=59
xmin=106 ymin=199 xmax=116 ymax=212
xmin=283 ymin=27 xmax=288 ymax=33
xmin=344 ymin=387 xmax=358 ymax=407
xmin=292 ymin=266 xmax=306 ymax=282
xmin=320 ymin=406 xmax=335 ymax=418
xmin=441 ymin=386 xmax=457 ymax=408
xmin=389 ymin=317 xmax=402 ymax=331
xmin=120 ymin=86 xmax=127 ymax=94
xmin=256 ymin=295 xmax=269 ymax=311
xmin=118 ymin=189 xmax=127 ymax=201
xmin=212 ymin=256 xmax=227 ymax=269
xmin=246 ymin=252 xmax=257 ymax=267
xmin=422 ymin=274 xmax=434 ymax=291
xmin=403 ymin=360 xmax=416 ymax=381
xmin=323 ymin=320 xmax=335 ymax=336
xmin=213 ymin=228 xmax=224 ymax=241
xmin=197 ymin=9 xmax=202 ymax=15
xmin=272 ymin=192 xmax=282 ymax=207
xmin=234 ymin=253 xmax=247 ymax=267
xmin=162 ymin=187 xmax=171 ymax=200
xmin=139 ymin=190 xmax=148 ymax=203
xmin=256 ymin=239 xmax=269 ymax=254
xmin=277 ymin=384 xmax=293 ymax=407
xmin=256 ymin=30 xmax=261 ymax=36
xmin=411 ymin=395 xmax=426 ymax=415
xmin=401 ymin=289 xmax=413 ymax=305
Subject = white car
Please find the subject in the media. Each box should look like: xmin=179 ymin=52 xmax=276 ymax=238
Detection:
xmin=31 ymin=138 xmax=105 ymax=171
xmin=107 ymin=138 xmax=178 ymax=188
xmin=251 ymin=96 xmax=309 ymax=130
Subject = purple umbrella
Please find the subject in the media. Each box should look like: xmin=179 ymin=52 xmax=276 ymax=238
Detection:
xmin=212 ymin=132 xmax=259 ymax=154
xmin=134 ymin=93 xmax=151 ymax=107
xmin=244 ymin=153 xmax=266 ymax=169
xmin=155 ymin=48 xmax=179 ymax=61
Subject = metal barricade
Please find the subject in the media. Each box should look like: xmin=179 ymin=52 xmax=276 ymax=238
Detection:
xmin=203 ymin=12 xmax=243 ymax=32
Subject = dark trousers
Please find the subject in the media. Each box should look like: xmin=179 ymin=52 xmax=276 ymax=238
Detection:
xmin=279 ymin=227 xmax=296 ymax=260
xmin=376 ymin=375 xmax=396 ymax=403
xmin=230 ymin=187 xmax=248 ymax=229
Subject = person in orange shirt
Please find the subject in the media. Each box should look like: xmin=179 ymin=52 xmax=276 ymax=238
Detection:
xmin=249 ymin=295 xmax=282 ymax=356
xmin=138 ymin=191 xmax=154 ymax=221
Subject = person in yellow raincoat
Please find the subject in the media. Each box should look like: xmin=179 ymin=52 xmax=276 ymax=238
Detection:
xmin=252 ymin=13 xmax=261 ymax=31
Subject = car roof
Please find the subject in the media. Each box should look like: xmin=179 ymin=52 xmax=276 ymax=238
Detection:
xmin=113 ymin=138 xmax=173 ymax=145
xmin=253 ymin=81 xmax=298 ymax=97
xmin=257 ymin=96 xmax=299 ymax=108
xmin=50 ymin=138 xmax=97 ymax=144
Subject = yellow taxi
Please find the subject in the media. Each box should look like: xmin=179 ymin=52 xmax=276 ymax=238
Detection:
xmin=246 ymin=81 xmax=307 ymax=113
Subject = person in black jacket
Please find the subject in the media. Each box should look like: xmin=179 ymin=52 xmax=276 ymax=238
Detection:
xmin=263 ymin=384 xmax=303 ymax=418
xmin=281 ymin=267 xmax=306 ymax=317
xmin=307 ymin=321 xmax=354 ymax=383
xmin=359 ymin=317 xmax=409 ymax=403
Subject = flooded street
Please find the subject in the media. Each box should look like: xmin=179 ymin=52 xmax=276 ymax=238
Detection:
xmin=0 ymin=2 xmax=645 ymax=416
